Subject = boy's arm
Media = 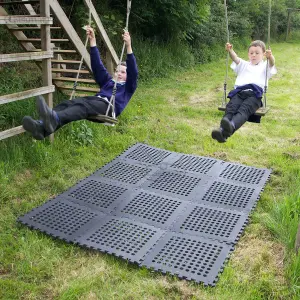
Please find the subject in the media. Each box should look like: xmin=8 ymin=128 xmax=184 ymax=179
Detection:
xmin=87 ymin=26 xmax=112 ymax=87
xmin=226 ymin=43 xmax=240 ymax=64
xmin=125 ymin=53 xmax=138 ymax=93
xmin=266 ymin=49 xmax=275 ymax=67
xmin=123 ymin=32 xmax=138 ymax=92
xmin=90 ymin=47 xmax=112 ymax=87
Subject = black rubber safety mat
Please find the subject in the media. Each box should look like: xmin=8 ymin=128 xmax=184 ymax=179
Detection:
xmin=18 ymin=143 xmax=271 ymax=286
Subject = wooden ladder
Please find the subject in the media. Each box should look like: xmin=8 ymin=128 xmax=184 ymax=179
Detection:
xmin=0 ymin=0 xmax=119 ymax=139
xmin=0 ymin=0 xmax=54 ymax=140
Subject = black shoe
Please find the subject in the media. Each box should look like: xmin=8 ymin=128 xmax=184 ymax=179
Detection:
xmin=22 ymin=116 xmax=45 ymax=140
xmin=36 ymin=95 xmax=58 ymax=134
xmin=212 ymin=128 xmax=227 ymax=143
xmin=221 ymin=117 xmax=234 ymax=137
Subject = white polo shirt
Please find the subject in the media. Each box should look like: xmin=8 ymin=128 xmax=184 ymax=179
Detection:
xmin=231 ymin=59 xmax=277 ymax=89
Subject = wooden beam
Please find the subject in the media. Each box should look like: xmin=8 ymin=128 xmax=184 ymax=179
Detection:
xmin=53 ymin=77 xmax=96 ymax=84
xmin=28 ymin=49 xmax=77 ymax=53
xmin=0 ymin=51 xmax=53 ymax=63
xmin=40 ymin=0 xmax=54 ymax=143
xmin=51 ymin=59 xmax=81 ymax=64
xmin=53 ymin=49 xmax=77 ymax=54
xmin=60 ymin=91 xmax=92 ymax=97
xmin=18 ymin=38 xmax=69 ymax=42
xmin=22 ymin=0 xmax=38 ymax=16
xmin=0 ymin=126 xmax=25 ymax=141
xmin=106 ymin=51 xmax=114 ymax=76
xmin=0 ymin=16 xmax=52 ymax=24
xmin=9 ymin=26 xmax=61 ymax=30
xmin=57 ymin=85 xmax=99 ymax=92
xmin=0 ymin=85 xmax=55 ymax=105
xmin=83 ymin=0 xmax=118 ymax=65
xmin=49 ymin=0 xmax=92 ymax=73
xmin=51 ymin=68 xmax=89 ymax=74
xmin=286 ymin=10 xmax=291 ymax=41
xmin=0 ymin=1 xmax=39 ymax=5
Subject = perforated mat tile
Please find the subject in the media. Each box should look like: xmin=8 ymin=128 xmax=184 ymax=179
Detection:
xmin=114 ymin=190 xmax=187 ymax=229
xmin=218 ymin=163 xmax=270 ymax=185
xmin=193 ymin=179 xmax=262 ymax=212
xmin=18 ymin=143 xmax=271 ymax=286
xmin=170 ymin=155 xmax=219 ymax=175
xmin=123 ymin=143 xmax=172 ymax=165
xmin=76 ymin=217 xmax=164 ymax=263
xmin=65 ymin=177 xmax=128 ymax=213
xmin=142 ymin=170 xmax=204 ymax=200
xmin=171 ymin=204 xmax=248 ymax=243
xmin=141 ymin=232 xmax=233 ymax=285
xmin=96 ymin=161 xmax=153 ymax=185
xmin=18 ymin=198 xmax=105 ymax=242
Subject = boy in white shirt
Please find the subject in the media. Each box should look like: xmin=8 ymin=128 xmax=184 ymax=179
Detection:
xmin=212 ymin=40 xmax=277 ymax=143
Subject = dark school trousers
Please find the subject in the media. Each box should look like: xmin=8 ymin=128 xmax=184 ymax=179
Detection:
xmin=54 ymin=96 xmax=111 ymax=127
xmin=223 ymin=90 xmax=262 ymax=131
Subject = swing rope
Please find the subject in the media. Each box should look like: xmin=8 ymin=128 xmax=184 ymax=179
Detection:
xmin=105 ymin=0 xmax=132 ymax=118
xmin=70 ymin=0 xmax=132 ymax=124
xmin=222 ymin=0 xmax=230 ymax=107
xmin=263 ymin=0 xmax=272 ymax=109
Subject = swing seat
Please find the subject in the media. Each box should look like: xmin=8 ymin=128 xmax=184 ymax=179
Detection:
xmin=218 ymin=105 xmax=270 ymax=116
xmin=87 ymin=114 xmax=118 ymax=125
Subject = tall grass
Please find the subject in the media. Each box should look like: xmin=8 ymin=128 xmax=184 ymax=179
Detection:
xmin=261 ymin=189 xmax=300 ymax=292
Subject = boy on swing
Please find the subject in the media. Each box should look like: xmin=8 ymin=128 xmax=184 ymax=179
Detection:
xmin=212 ymin=40 xmax=276 ymax=143
xmin=22 ymin=26 xmax=138 ymax=140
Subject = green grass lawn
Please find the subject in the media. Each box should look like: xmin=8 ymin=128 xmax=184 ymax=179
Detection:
xmin=1 ymin=42 xmax=300 ymax=299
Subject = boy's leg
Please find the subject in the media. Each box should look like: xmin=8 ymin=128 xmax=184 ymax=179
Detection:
xmin=224 ymin=94 xmax=243 ymax=121
xmin=54 ymin=96 xmax=110 ymax=127
xmin=22 ymin=116 xmax=46 ymax=140
xmin=37 ymin=96 xmax=110 ymax=133
xmin=231 ymin=91 xmax=261 ymax=131
xmin=211 ymin=94 xmax=243 ymax=142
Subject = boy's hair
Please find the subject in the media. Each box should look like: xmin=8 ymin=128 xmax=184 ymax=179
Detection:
xmin=248 ymin=40 xmax=266 ymax=52
xmin=115 ymin=61 xmax=127 ymax=71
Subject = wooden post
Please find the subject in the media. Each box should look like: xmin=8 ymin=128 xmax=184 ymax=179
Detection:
xmin=295 ymin=223 xmax=300 ymax=254
xmin=40 ymin=0 xmax=54 ymax=141
xmin=106 ymin=51 xmax=115 ymax=76
xmin=286 ymin=9 xmax=291 ymax=41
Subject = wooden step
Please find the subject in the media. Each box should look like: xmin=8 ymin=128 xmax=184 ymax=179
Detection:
xmin=0 ymin=85 xmax=55 ymax=105
xmin=0 ymin=16 xmax=52 ymax=25
xmin=60 ymin=91 xmax=92 ymax=98
xmin=0 ymin=51 xmax=53 ymax=63
xmin=9 ymin=26 xmax=61 ymax=30
xmin=0 ymin=126 xmax=25 ymax=141
xmin=57 ymin=85 xmax=99 ymax=92
xmin=51 ymin=68 xmax=90 ymax=74
xmin=0 ymin=1 xmax=40 ymax=5
xmin=18 ymin=38 xmax=69 ymax=42
xmin=51 ymin=59 xmax=81 ymax=64
xmin=28 ymin=49 xmax=77 ymax=54
xmin=53 ymin=50 xmax=77 ymax=54
xmin=53 ymin=77 xmax=96 ymax=84
xmin=13 ymin=14 xmax=53 ymax=17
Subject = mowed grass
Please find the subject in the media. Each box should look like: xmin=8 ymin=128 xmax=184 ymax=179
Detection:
xmin=0 ymin=42 xmax=300 ymax=299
